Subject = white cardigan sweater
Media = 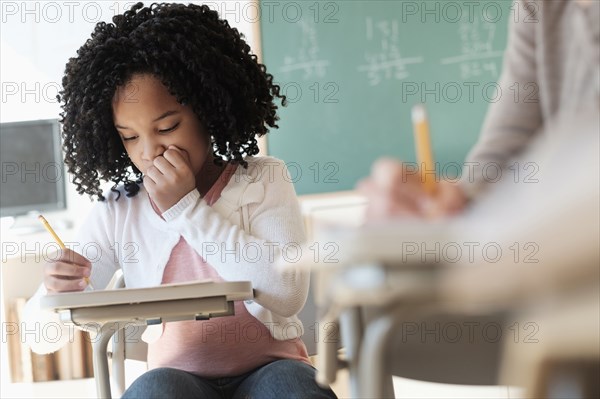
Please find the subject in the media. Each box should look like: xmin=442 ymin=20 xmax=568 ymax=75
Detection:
xmin=23 ymin=156 xmax=309 ymax=354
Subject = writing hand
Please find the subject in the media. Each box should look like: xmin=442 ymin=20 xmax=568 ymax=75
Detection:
xmin=44 ymin=249 xmax=92 ymax=293
xmin=357 ymin=157 xmax=468 ymax=221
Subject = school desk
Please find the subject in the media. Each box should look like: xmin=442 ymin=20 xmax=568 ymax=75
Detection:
xmin=294 ymin=111 xmax=599 ymax=397
xmin=40 ymin=280 xmax=253 ymax=399
xmin=298 ymin=222 xmax=508 ymax=398
xmin=297 ymin=211 xmax=597 ymax=397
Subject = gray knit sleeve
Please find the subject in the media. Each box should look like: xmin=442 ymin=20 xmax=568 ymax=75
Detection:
xmin=460 ymin=0 xmax=543 ymax=198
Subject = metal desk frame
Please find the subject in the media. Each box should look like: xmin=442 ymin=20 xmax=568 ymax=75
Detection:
xmin=40 ymin=281 xmax=253 ymax=398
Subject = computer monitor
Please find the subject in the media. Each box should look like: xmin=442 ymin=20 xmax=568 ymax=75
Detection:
xmin=0 ymin=119 xmax=67 ymax=218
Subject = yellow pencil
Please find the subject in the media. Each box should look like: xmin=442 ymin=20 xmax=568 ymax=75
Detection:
xmin=38 ymin=215 xmax=94 ymax=290
xmin=411 ymin=104 xmax=437 ymax=195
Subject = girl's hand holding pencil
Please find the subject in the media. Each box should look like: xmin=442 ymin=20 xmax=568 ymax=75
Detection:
xmin=38 ymin=215 xmax=94 ymax=292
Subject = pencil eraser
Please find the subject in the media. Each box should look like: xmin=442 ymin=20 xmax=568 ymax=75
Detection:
xmin=412 ymin=104 xmax=427 ymax=124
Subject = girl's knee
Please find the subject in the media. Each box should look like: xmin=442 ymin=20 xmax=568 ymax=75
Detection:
xmin=122 ymin=367 xmax=199 ymax=398
xmin=259 ymin=359 xmax=315 ymax=378
xmin=135 ymin=367 xmax=188 ymax=383
xmin=251 ymin=360 xmax=337 ymax=398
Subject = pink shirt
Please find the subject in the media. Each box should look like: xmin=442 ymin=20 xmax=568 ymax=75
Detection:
xmin=146 ymin=163 xmax=310 ymax=378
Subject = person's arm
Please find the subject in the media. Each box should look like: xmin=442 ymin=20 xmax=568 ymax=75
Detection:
xmin=460 ymin=0 xmax=543 ymax=198
xmin=22 ymin=199 xmax=120 ymax=354
xmin=161 ymin=157 xmax=309 ymax=318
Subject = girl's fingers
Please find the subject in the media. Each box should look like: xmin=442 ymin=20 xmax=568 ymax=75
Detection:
xmin=143 ymin=174 xmax=156 ymax=188
xmin=45 ymin=275 xmax=88 ymax=292
xmin=163 ymin=147 xmax=190 ymax=169
xmin=55 ymin=248 xmax=91 ymax=267
xmin=152 ymin=155 xmax=176 ymax=175
xmin=46 ymin=261 xmax=91 ymax=279
xmin=163 ymin=146 xmax=188 ymax=169
xmin=145 ymin=165 xmax=163 ymax=182
xmin=44 ymin=258 xmax=91 ymax=292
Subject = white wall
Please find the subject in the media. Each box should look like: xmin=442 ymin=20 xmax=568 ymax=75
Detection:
xmin=1 ymin=1 xmax=258 ymax=230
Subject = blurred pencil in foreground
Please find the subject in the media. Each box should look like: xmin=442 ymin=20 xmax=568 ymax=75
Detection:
xmin=412 ymin=104 xmax=437 ymax=195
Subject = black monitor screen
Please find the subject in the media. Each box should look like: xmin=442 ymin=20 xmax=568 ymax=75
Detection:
xmin=0 ymin=119 xmax=67 ymax=217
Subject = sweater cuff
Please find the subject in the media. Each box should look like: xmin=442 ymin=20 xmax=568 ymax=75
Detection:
xmin=162 ymin=189 xmax=201 ymax=221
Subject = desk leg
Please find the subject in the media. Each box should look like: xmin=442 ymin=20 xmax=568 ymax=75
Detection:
xmin=339 ymin=307 xmax=363 ymax=398
xmin=358 ymin=315 xmax=396 ymax=398
xmin=111 ymin=328 xmax=126 ymax=396
xmin=91 ymin=323 xmax=118 ymax=399
xmin=316 ymin=319 xmax=340 ymax=387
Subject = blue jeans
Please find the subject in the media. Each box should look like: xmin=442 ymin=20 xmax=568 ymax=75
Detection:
xmin=122 ymin=359 xmax=338 ymax=398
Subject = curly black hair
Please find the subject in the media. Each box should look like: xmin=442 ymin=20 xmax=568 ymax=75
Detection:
xmin=59 ymin=2 xmax=285 ymax=201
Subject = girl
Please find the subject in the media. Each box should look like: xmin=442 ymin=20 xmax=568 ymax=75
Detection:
xmin=23 ymin=3 xmax=337 ymax=398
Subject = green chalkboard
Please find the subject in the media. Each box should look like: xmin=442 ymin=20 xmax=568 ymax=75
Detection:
xmin=261 ymin=0 xmax=512 ymax=195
